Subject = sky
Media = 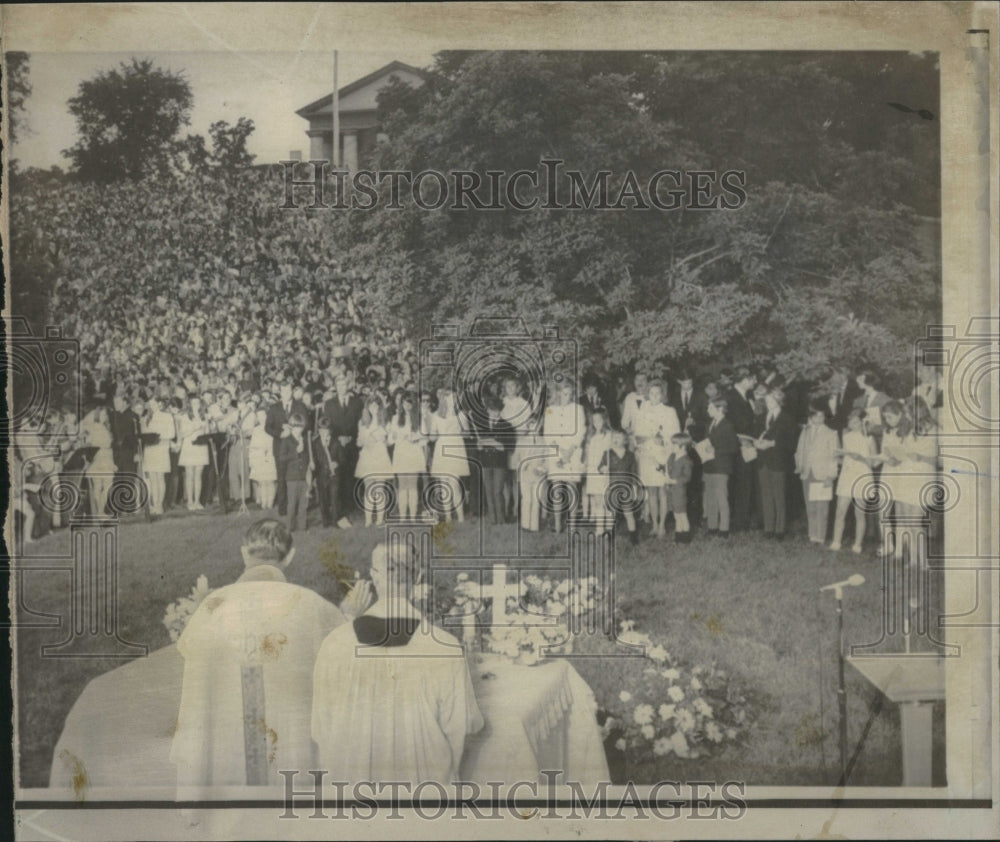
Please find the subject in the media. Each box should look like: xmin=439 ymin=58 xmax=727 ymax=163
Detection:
xmin=11 ymin=49 xmax=436 ymax=171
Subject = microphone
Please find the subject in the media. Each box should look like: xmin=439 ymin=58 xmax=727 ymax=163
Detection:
xmin=819 ymin=574 xmax=865 ymax=592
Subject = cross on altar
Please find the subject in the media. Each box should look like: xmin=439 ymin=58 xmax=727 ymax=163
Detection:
xmin=484 ymin=563 xmax=521 ymax=627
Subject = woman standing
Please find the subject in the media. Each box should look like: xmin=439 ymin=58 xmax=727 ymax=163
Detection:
xmin=795 ymin=401 xmax=840 ymax=544
xmin=178 ymin=395 xmax=209 ymax=510
xmin=428 ymin=389 xmax=470 ymax=523
xmin=356 ymin=398 xmax=393 ymax=526
xmin=543 ymin=381 xmax=586 ymax=532
xmin=582 ymin=409 xmax=613 ymax=528
xmin=248 ymin=408 xmax=276 ymax=508
xmin=143 ymin=396 xmax=175 ymax=514
xmin=633 ymin=380 xmax=680 ymax=535
xmin=390 ymin=392 xmax=427 ymax=521
xmin=80 ymin=404 xmax=116 ymax=516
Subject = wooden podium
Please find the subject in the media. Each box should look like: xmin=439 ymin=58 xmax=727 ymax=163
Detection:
xmin=847 ymin=656 xmax=945 ymax=786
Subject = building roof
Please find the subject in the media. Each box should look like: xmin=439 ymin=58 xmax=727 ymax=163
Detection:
xmin=295 ymin=61 xmax=426 ymax=119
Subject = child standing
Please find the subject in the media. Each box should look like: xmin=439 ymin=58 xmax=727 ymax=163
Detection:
xmin=795 ymin=401 xmax=840 ymax=544
xmin=667 ymin=432 xmax=694 ymax=542
xmin=248 ymin=408 xmax=276 ymax=508
xmin=598 ymin=429 xmax=640 ymax=544
xmin=583 ymin=409 xmax=613 ymax=529
xmin=831 ymin=409 xmax=876 ymax=553
xmin=356 ymin=398 xmax=392 ymax=526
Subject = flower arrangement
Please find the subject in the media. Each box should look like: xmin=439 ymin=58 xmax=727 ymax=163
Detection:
xmin=446 ymin=572 xmax=602 ymax=664
xmin=604 ymin=620 xmax=753 ymax=760
xmin=163 ymin=575 xmax=213 ymax=642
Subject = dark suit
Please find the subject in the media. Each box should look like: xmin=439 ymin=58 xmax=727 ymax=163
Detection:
xmin=702 ymin=416 xmax=738 ymax=533
xmin=754 ymin=410 xmax=799 ymax=536
xmin=827 ymin=382 xmax=860 ymax=432
xmin=671 ymin=387 xmax=702 ymax=521
xmin=686 ymin=390 xmax=712 ymax=441
xmin=473 ymin=415 xmax=515 ymax=524
xmin=322 ymin=394 xmax=363 ymax=514
xmin=725 ymin=387 xmax=756 ymax=532
xmin=110 ymin=409 xmax=139 ymax=474
xmin=312 ymin=434 xmax=344 ymax=527
xmin=265 ymin=399 xmax=309 ymax=515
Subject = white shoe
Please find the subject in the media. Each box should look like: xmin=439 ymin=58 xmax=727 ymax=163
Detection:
xmin=852 ymin=545 xmax=863 ymax=554
xmin=337 ymin=516 xmax=352 ymax=529
xmin=829 ymin=542 xmax=841 ymax=551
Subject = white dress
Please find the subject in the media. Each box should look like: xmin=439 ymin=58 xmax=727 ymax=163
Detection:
xmin=430 ymin=412 xmax=470 ymax=477
xmin=144 ymin=410 xmax=176 ymax=474
xmin=584 ymin=431 xmax=613 ymax=497
xmin=881 ymin=430 xmax=937 ymax=509
xmin=836 ymin=429 xmax=874 ymax=500
xmin=356 ymin=422 xmax=393 ymax=479
xmin=311 ymin=613 xmax=484 ymax=784
xmin=391 ymin=420 xmax=428 ymax=475
xmin=80 ymin=416 xmax=116 ymax=474
xmin=178 ymin=415 xmax=209 ymax=467
xmin=248 ymin=426 xmax=277 ymax=482
xmin=633 ymin=402 xmax=680 ymax=486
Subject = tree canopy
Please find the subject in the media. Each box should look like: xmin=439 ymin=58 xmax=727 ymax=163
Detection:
xmin=335 ymin=50 xmax=939 ymax=384
xmin=64 ymin=57 xmax=194 ymax=182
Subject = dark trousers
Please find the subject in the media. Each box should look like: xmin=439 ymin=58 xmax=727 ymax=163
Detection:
xmin=338 ymin=444 xmax=358 ymax=514
xmin=165 ymin=450 xmax=182 ymax=509
xmin=483 ymin=466 xmax=506 ymax=525
xmin=273 ymin=441 xmax=288 ymax=515
xmin=730 ymin=454 xmax=753 ymax=531
xmin=286 ymin=479 xmax=309 ymax=531
xmin=758 ymin=465 xmax=787 ymax=535
xmin=315 ymin=473 xmax=340 ymax=526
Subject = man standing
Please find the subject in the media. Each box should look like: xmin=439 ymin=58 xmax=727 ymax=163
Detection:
xmin=726 ymin=367 xmax=758 ymax=532
xmin=171 ymin=520 xmax=361 ymax=789
xmin=110 ymin=393 xmax=140 ymax=512
xmin=278 ymin=414 xmax=312 ymax=532
xmin=701 ymin=397 xmax=739 ymax=539
xmin=474 ymin=397 xmax=515 ymax=525
xmin=322 ymin=375 xmax=361 ymax=524
xmin=620 ymin=372 xmax=650 ymax=437
xmin=265 ymin=382 xmax=307 ymax=517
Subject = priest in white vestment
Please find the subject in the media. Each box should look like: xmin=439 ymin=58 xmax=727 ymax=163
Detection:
xmin=171 ymin=519 xmax=361 ymax=788
xmin=312 ymin=544 xmax=484 ymax=785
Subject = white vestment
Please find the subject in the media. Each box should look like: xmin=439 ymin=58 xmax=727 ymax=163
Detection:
xmin=312 ymin=613 xmax=484 ymax=785
xmin=171 ymin=576 xmax=345 ymax=787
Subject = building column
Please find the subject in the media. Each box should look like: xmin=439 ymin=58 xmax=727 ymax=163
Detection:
xmin=343 ymin=131 xmax=359 ymax=172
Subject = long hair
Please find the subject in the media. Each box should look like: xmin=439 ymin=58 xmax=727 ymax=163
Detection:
xmin=396 ymin=391 xmax=420 ymax=433
xmin=362 ymin=399 xmax=386 ymax=428
xmin=882 ymin=399 xmax=913 ymax=438
xmin=584 ymin=407 xmax=609 ymax=448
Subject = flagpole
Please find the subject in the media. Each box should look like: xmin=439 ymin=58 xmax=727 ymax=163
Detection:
xmin=332 ymin=50 xmax=340 ymax=167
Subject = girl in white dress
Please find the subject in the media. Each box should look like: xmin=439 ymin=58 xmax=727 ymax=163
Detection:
xmin=80 ymin=405 xmax=116 ymax=515
xmin=543 ymin=382 xmax=586 ymax=532
xmin=517 ymin=411 xmax=548 ymax=532
xmin=178 ymin=396 xmax=209 ymax=510
xmin=143 ymin=396 xmax=176 ymax=514
xmin=248 ymin=408 xmax=276 ymax=508
xmin=429 ymin=389 xmax=470 ymax=522
xmin=390 ymin=392 xmax=427 ymax=521
xmin=583 ymin=408 xmax=613 ymax=527
xmin=356 ymin=399 xmax=393 ymax=526
xmin=831 ymin=409 xmax=876 ymax=552
xmin=633 ymin=381 xmax=680 ymax=534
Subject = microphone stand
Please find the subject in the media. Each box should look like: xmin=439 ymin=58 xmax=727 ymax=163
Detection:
xmin=832 ymin=582 xmax=849 ymax=786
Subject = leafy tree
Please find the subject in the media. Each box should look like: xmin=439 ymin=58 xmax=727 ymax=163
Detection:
xmin=340 ymin=50 xmax=939 ymax=382
xmin=4 ymin=51 xmax=32 ymax=145
xmin=63 ymin=57 xmax=193 ymax=182
xmin=208 ymin=117 xmax=256 ymax=169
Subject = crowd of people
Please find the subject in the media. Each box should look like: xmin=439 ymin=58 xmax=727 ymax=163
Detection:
xmin=11 ymin=171 xmax=945 ymax=556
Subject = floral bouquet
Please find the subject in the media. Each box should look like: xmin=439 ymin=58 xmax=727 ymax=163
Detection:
xmin=606 ymin=620 xmax=753 ymax=760
xmin=446 ymin=572 xmax=602 ymax=663
xmin=163 ymin=575 xmax=213 ymax=642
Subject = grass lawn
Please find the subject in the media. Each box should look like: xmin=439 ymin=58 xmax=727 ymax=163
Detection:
xmin=14 ymin=504 xmax=945 ymax=789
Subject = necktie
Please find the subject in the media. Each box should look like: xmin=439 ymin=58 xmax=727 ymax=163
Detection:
xmin=636 ymin=398 xmax=643 ymax=410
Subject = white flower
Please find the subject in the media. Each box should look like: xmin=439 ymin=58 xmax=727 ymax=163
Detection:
xmin=690 ymin=676 xmax=703 ymax=691
xmin=619 ymin=690 xmax=633 ymax=703
xmin=658 ymin=703 xmax=676 ymax=721
xmin=647 ymin=644 xmax=669 ymax=663
xmin=668 ymin=685 xmax=685 ymax=702
xmin=706 ymin=722 xmax=723 ymax=743
xmin=641 ymin=724 xmax=655 ymax=740
xmin=457 ymin=572 xmax=469 ymax=582
xmin=661 ymin=668 xmax=680 ymax=681
xmin=726 ymin=727 xmax=738 ymax=740
xmin=632 ymin=704 xmax=654 ymax=726
xmin=615 ymin=738 xmax=627 ymax=752
xmin=670 ymin=730 xmax=690 ymax=758
xmin=546 ymin=600 xmax=568 ymax=616
xmin=694 ymin=698 xmax=714 ymax=718
xmin=676 ymin=709 xmax=696 ymax=733
xmin=653 ymin=736 xmax=672 ymax=757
